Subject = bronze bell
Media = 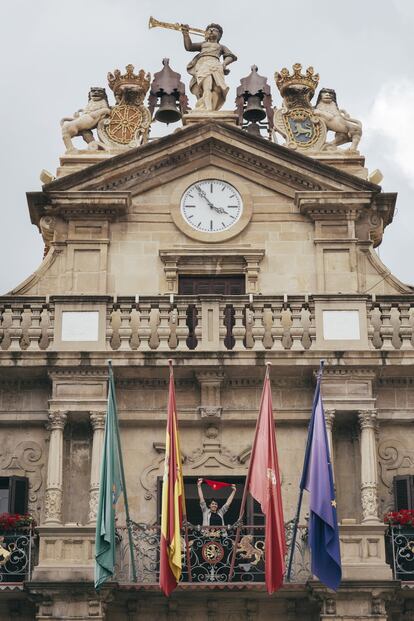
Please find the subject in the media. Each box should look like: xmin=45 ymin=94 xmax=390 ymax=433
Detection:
xmin=154 ymin=93 xmax=182 ymax=124
xmin=243 ymin=95 xmax=266 ymax=123
xmin=246 ymin=122 xmax=262 ymax=137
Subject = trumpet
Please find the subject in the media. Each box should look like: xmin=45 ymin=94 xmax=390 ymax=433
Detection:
xmin=148 ymin=16 xmax=206 ymax=38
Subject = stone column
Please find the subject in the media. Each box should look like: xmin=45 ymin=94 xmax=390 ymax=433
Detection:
xmin=88 ymin=412 xmax=106 ymax=523
xmin=358 ymin=409 xmax=380 ymax=524
xmin=44 ymin=411 xmax=67 ymax=524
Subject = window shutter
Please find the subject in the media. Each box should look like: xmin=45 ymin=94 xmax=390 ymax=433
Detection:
xmin=9 ymin=477 xmax=29 ymax=514
xmin=393 ymin=475 xmax=413 ymax=510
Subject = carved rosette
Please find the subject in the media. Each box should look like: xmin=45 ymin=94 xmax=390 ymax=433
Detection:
xmin=44 ymin=488 xmax=63 ymax=523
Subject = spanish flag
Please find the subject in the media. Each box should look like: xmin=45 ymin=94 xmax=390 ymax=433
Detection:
xmin=159 ymin=361 xmax=186 ymax=596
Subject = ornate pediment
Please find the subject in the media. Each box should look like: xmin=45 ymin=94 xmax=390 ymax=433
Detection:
xmin=39 ymin=122 xmax=380 ymax=200
xmin=140 ymin=426 xmax=251 ymax=501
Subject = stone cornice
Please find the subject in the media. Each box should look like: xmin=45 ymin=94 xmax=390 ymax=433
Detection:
xmin=95 ymin=137 xmax=325 ymax=195
xmin=159 ymin=247 xmax=265 ymax=263
xmin=48 ymin=368 xmax=109 ymax=381
xmin=377 ymin=377 xmax=414 ymax=386
xmin=321 ymin=368 xmax=378 ymax=379
xmin=0 ymin=379 xmax=49 ymax=389
xmin=28 ymin=191 xmax=130 ymax=227
xmin=40 ymin=122 xmax=381 ymax=196
xmin=374 ymin=192 xmax=397 ymax=227
xmin=295 ymin=190 xmax=373 ymax=221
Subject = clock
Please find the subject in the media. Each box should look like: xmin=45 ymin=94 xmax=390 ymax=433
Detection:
xmin=181 ymin=180 xmax=243 ymax=233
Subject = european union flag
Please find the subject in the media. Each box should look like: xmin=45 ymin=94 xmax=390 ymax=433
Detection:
xmin=300 ymin=367 xmax=342 ymax=590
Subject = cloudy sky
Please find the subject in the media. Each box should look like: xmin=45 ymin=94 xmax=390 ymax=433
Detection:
xmin=1 ymin=0 xmax=413 ymax=294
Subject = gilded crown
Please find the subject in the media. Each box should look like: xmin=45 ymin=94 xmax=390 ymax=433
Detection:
xmin=107 ymin=64 xmax=151 ymax=97
xmin=275 ymin=63 xmax=319 ymax=96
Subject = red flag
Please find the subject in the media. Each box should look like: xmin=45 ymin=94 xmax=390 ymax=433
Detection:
xmin=204 ymin=479 xmax=232 ymax=490
xmin=159 ymin=362 xmax=186 ymax=596
xmin=247 ymin=365 xmax=286 ymax=593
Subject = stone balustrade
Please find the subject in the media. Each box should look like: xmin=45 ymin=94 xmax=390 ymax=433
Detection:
xmin=0 ymin=295 xmax=413 ymax=353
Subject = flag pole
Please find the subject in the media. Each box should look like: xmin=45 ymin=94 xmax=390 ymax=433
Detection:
xmin=108 ymin=360 xmax=138 ymax=583
xmin=229 ymin=362 xmax=272 ymax=581
xmin=168 ymin=359 xmax=193 ymax=583
xmin=286 ymin=359 xmax=324 ymax=582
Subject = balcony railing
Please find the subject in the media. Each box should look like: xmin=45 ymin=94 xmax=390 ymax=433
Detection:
xmin=0 ymin=530 xmax=36 ymax=583
xmin=115 ymin=521 xmax=310 ymax=585
xmin=0 ymin=295 xmax=413 ymax=353
xmin=389 ymin=526 xmax=414 ymax=581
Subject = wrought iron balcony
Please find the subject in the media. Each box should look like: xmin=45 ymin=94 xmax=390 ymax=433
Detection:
xmin=389 ymin=526 xmax=414 ymax=581
xmin=0 ymin=530 xmax=36 ymax=583
xmin=115 ymin=522 xmax=310 ymax=586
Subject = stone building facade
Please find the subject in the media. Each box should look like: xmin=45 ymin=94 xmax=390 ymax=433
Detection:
xmin=0 ymin=87 xmax=413 ymax=619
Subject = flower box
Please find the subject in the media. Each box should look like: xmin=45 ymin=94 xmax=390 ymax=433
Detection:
xmin=0 ymin=513 xmax=36 ymax=531
xmin=384 ymin=510 xmax=414 ymax=527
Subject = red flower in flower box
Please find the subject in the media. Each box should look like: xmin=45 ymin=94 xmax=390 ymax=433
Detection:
xmin=0 ymin=513 xmax=36 ymax=531
xmin=384 ymin=509 xmax=414 ymax=526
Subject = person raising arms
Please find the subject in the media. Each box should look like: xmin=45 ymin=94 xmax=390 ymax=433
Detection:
xmin=197 ymin=478 xmax=236 ymax=526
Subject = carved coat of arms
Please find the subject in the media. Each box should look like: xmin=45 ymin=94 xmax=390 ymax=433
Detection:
xmin=273 ymin=63 xmax=326 ymax=151
xmin=97 ymin=64 xmax=152 ymax=148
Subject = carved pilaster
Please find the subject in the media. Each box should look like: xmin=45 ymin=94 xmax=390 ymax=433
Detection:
xmin=207 ymin=600 xmax=218 ymax=621
xmin=324 ymin=597 xmax=337 ymax=615
xmin=196 ymin=371 xmax=225 ymax=425
xmin=44 ymin=411 xmax=67 ymax=524
xmin=167 ymin=601 xmax=178 ymax=621
xmin=286 ymin=600 xmax=297 ymax=621
xmin=246 ymin=599 xmax=258 ymax=621
xmin=88 ymin=412 xmax=106 ymax=523
xmin=196 ymin=371 xmax=225 ymax=407
xmin=358 ymin=409 xmax=380 ymax=523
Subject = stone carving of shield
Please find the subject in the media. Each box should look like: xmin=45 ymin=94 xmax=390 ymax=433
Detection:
xmin=282 ymin=107 xmax=326 ymax=150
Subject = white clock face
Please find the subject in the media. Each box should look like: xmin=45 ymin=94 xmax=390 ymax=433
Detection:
xmin=180 ymin=180 xmax=243 ymax=233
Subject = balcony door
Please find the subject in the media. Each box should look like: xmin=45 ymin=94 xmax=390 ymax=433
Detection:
xmin=178 ymin=275 xmax=245 ymax=296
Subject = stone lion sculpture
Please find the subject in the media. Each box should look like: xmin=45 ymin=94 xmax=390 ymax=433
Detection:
xmin=314 ymin=88 xmax=362 ymax=152
xmin=60 ymin=87 xmax=111 ymax=153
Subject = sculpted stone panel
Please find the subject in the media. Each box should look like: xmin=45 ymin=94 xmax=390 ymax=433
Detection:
xmin=139 ymin=425 xmax=249 ymax=505
xmin=378 ymin=431 xmax=414 ymax=513
xmin=0 ymin=440 xmax=45 ymax=521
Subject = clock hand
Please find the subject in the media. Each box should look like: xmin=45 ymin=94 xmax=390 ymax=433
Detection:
xmin=212 ymin=205 xmax=230 ymax=216
xmin=195 ymin=185 xmax=215 ymax=210
xmin=194 ymin=186 xmax=230 ymax=215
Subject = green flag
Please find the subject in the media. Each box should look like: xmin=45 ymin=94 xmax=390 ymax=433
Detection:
xmin=94 ymin=364 xmax=123 ymax=590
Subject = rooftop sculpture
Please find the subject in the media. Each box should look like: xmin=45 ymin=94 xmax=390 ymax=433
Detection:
xmin=57 ymin=19 xmax=363 ymax=159
xmin=149 ymin=17 xmax=237 ymax=112
xmin=273 ymin=63 xmax=362 ymax=153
